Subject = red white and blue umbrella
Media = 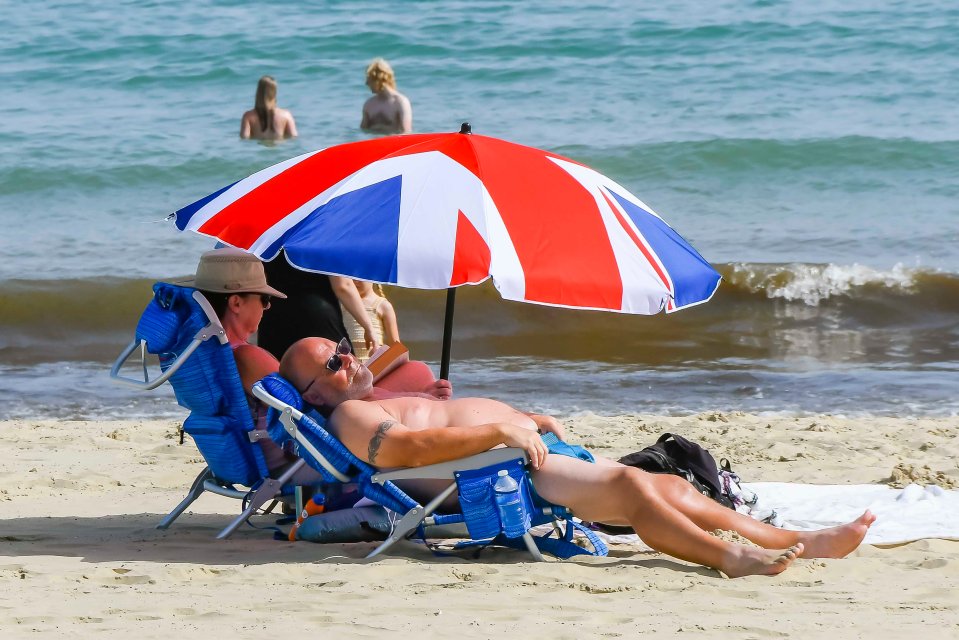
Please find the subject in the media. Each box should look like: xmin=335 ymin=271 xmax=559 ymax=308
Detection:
xmin=173 ymin=124 xmax=721 ymax=375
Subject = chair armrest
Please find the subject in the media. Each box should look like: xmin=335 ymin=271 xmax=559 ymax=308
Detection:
xmin=371 ymin=448 xmax=528 ymax=483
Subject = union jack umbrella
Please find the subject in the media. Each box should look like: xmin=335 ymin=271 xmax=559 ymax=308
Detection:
xmin=173 ymin=124 xmax=721 ymax=377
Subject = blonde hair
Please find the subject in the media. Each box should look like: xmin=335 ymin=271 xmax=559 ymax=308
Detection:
xmin=254 ymin=75 xmax=278 ymax=132
xmin=373 ymin=283 xmax=387 ymax=298
xmin=365 ymin=58 xmax=396 ymax=92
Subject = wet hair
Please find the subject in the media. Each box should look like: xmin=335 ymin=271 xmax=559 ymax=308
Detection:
xmin=254 ymin=75 xmax=278 ymax=132
xmin=365 ymin=58 xmax=396 ymax=92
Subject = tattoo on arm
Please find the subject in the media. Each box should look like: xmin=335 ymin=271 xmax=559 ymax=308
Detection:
xmin=367 ymin=420 xmax=395 ymax=464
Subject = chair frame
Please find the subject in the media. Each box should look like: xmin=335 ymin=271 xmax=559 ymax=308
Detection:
xmin=110 ymin=287 xmax=301 ymax=539
xmin=252 ymin=382 xmax=547 ymax=560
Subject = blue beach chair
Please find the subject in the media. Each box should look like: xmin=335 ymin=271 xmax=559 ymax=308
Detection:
xmin=110 ymin=282 xmax=308 ymax=538
xmin=252 ymin=373 xmax=608 ymax=561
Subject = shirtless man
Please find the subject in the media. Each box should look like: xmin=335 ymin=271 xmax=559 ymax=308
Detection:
xmin=279 ymin=337 xmax=876 ymax=578
xmin=360 ymin=58 xmax=412 ymax=135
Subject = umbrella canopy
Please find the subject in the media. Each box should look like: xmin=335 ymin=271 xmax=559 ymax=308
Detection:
xmin=173 ymin=124 xmax=721 ymax=375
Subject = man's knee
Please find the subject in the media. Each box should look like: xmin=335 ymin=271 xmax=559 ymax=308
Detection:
xmin=612 ymin=466 xmax=690 ymax=503
xmin=609 ymin=466 xmax=657 ymax=501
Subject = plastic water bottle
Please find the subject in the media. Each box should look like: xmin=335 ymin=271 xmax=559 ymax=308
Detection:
xmin=288 ymin=493 xmax=325 ymax=541
xmin=493 ymin=469 xmax=527 ymax=538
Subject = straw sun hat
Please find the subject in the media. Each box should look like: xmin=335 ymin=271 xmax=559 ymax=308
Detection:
xmin=177 ymin=247 xmax=287 ymax=298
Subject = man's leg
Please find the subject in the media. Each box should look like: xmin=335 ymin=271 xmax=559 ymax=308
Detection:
xmin=531 ymin=455 xmax=868 ymax=577
xmin=585 ymin=454 xmax=875 ymax=559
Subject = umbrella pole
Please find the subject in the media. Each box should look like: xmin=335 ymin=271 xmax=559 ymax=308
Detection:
xmin=440 ymin=287 xmax=456 ymax=381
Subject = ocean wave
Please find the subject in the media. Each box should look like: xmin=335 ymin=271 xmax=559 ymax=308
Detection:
xmin=720 ymin=262 xmax=930 ymax=306
xmin=2 ymin=264 xmax=957 ymax=368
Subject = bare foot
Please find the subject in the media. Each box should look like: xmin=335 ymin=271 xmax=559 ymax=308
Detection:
xmin=798 ymin=510 xmax=876 ymax=559
xmin=722 ymin=543 xmax=804 ymax=578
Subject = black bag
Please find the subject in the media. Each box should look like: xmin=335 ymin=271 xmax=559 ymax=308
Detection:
xmin=617 ymin=433 xmax=735 ymax=510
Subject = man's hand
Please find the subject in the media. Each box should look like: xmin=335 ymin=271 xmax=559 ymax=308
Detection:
xmin=529 ymin=414 xmax=566 ymax=442
xmin=499 ymin=424 xmax=549 ymax=470
xmin=422 ymin=379 xmax=452 ymax=400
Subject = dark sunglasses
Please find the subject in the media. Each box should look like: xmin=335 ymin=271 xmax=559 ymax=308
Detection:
xmin=244 ymin=293 xmax=272 ymax=308
xmin=325 ymin=337 xmax=352 ymax=373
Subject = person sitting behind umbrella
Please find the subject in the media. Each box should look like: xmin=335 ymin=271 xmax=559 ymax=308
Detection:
xmin=258 ymin=250 xmax=381 ymax=365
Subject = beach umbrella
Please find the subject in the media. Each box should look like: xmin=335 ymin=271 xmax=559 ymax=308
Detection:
xmin=172 ymin=124 xmax=721 ymax=379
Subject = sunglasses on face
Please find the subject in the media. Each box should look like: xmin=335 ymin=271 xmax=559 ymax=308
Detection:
xmin=325 ymin=337 xmax=352 ymax=373
xmin=244 ymin=293 xmax=272 ymax=308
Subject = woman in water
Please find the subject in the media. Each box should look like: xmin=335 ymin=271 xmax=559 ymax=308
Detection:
xmin=240 ymin=75 xmax=298 ymax=140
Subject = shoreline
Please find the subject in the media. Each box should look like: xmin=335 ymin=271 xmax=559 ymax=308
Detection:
xmin=3 ymin=414 xmax=958 ymax=637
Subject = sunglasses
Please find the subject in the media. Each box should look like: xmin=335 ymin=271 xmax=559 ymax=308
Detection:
xmin=325 ymin=337 xmax=352 ymax=373
xmin=244 ymin=293 xmax=272 ymax=308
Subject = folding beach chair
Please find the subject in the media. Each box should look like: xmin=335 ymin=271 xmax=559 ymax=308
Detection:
xmin=252 ymin=373 xmax=608 ymax=561
xmin=110 ymin=282 xmax=308 ymax=538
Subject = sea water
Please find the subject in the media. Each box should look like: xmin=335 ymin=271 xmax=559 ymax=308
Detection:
xmin=1 ymin=1 xmax=957 ymax=419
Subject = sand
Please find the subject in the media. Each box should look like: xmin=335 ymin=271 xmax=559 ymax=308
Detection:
xmin=2 ymin=412 xmax=958 ymax=638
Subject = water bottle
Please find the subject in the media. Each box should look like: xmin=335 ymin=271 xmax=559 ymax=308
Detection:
xmin=288 ymin=493 xmax=325 ymax=541
xmin=493 ymin=469 xmax=527 ymax=538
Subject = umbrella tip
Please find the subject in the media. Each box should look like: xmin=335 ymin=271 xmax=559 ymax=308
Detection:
xmin=459 ymin=122 xmax=472 ymax=134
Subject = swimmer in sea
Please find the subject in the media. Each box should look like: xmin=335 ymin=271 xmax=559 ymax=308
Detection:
xmin=241 ymin=75 xmax=298 ymax=141
xmin=360 ymin=58 xmax=412 ymax=135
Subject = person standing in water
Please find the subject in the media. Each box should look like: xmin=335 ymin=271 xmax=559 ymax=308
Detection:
xmin=240 ymin=75 xmax=298 ymax=140
xmin=360 ymin=58 xmax=412 ymax=134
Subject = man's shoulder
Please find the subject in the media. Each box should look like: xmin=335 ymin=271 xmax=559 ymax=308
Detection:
xmin=331 ymin=398 xmax=385 ymax=419
xmin=330 ymin=398 xmax=390 ymax=434
xmin=233 ymin=342 xmax=277 ymax=364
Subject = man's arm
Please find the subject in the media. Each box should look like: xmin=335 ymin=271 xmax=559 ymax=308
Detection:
xmin=398 ymin=94 xmax=412 ymax=133
xmin=331 ymin=401 xmax=549 ymax=469
xmin=527 ymin=413 xmax=566 ymax=441
xmin=233 ymin=343 xmax=279 ymax=394
xmin=360 ymin=99 xmax=372 ymax=130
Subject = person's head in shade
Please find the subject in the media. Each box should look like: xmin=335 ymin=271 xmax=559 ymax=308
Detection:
xmin=178 ymin=247 xmax=286 ymax=346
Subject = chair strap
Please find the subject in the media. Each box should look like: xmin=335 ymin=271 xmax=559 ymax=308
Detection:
xmin=530 ymin=519 xmax=607 ymax=559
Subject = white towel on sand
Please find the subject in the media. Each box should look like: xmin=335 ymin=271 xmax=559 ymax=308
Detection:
xmin=743 ymin=482 xmax=959 ymax=545
xmin=589 ymin=483 xmax=959 ymax=547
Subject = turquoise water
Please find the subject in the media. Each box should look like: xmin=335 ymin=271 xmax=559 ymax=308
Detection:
xmin=2 ymin=1 xmax=957 ymax=417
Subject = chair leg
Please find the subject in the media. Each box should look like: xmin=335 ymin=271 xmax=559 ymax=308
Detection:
xmin=367 ymin=482 xmax=458 ymax=558
xmin=157 ymin=467 xmax=212 ymax=530
xmin=215 ymin=459 xmax=307 ymax=540
xmin=521 ymin=532 xmax=546 ymax=561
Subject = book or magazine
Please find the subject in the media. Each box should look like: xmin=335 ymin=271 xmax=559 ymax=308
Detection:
xmin=365 ymin=342 xmax=410 ymax=383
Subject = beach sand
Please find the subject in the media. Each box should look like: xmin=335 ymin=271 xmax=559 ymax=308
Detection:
xmin=2 ymin=413 xmax=958 ymax=638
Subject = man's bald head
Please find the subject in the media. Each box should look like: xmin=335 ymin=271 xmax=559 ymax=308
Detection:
xmin=279 ymin=337 xmax=373 ymax=410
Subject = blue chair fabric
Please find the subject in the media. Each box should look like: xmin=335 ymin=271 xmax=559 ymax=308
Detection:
xmin=139 ymin=283 xmax=269 ymax=486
